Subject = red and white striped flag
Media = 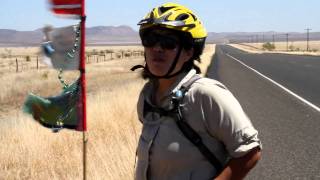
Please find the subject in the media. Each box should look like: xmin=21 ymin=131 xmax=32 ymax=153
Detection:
xmin=50 ymin=0 xmax=82 ymax=15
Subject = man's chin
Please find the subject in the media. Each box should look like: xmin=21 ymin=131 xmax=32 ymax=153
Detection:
xmin=148 ymin=68 xmax=168 ymax=77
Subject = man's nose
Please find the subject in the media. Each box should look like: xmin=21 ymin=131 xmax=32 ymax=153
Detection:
xmin=151 ymin=42 xmax=164 ymax=52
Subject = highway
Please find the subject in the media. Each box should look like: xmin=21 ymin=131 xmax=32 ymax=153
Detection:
xmin=206 ymin=45 xmax=320 ymax=179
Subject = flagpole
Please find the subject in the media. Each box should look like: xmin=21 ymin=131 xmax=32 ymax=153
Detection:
xmin=80 ymin=0 xmax=87 ymax=179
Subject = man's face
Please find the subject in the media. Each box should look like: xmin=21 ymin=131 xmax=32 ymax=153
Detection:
xmin=142 ymin=29 xmax=193 ymax=77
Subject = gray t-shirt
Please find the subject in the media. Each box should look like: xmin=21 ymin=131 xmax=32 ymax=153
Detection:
xmin=135 ymin=69 xmax=262 ymax=180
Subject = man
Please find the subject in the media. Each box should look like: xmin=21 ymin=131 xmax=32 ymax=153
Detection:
xmin=133 ymin=3 xmax=262 ymax=180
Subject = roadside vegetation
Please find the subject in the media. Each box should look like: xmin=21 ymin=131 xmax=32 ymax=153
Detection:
xmin=262 ymin=42 xmax=276 ymax=51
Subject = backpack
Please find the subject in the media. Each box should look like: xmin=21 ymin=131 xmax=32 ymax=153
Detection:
xmin=143 ymin=74 xmax=223 ymax=173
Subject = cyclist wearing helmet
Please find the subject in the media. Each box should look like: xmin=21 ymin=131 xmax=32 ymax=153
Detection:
xmin=133 ymin=3 xmax=262 ymax=180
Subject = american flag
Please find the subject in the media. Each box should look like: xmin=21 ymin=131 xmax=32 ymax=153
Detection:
xmin=50 ymin=0 xmax=82 ymax=15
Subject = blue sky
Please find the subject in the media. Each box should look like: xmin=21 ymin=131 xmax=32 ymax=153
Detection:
xmin=0 ymin=0 xmax=319 ymax=32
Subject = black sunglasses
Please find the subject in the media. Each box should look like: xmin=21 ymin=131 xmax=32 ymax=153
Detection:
xmin=142 ymin=32 xmax=180 ymax=50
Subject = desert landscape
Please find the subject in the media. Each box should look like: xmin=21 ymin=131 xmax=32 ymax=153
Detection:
xmin=0 ymin=40 xmax=317 ymax=179
xmin=1 ymin=39 xmax=319 ymax=179
xmin=0 ymin=44 xmax=215 ymax=179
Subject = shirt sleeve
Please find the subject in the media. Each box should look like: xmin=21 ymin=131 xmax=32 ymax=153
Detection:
xmin=196 ymin=80 xmax=262 ymax=158
xmin=137 ymin=90 xmax=145 ymax=124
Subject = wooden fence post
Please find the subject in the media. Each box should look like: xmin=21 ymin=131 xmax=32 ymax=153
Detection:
xmin=16 ymin=58 xmax=18 ymax=73
xmin=37 ymin=56 xmax=39 ymax=69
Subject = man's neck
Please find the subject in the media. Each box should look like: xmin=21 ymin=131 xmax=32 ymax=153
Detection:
xmin=158 ymin=77 xmax=177 ymax=94
xmin=153 ymin=76 xmax=178 ymax=105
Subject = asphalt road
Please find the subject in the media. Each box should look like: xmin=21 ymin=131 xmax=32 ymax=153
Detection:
xmin=206 ymin=45 xmax=320 ymax=180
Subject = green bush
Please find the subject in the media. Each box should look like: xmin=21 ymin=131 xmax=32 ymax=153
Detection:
xmin=262 ymin=42 xmax=275 ymax=51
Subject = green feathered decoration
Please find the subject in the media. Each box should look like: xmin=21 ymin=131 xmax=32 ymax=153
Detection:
xmin=23 ymin=78 xmax=83 ymax=132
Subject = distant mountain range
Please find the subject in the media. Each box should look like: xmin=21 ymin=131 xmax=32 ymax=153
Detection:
xmin=0 ymin=25 xmax=320 ymax=46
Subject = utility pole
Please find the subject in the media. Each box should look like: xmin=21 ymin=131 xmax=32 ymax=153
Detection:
xmin=272 ymin=33 xmax=275 ymax=45
xmin=285 ymin=33 xmax=289 ymax=51
xmin=305 ymin=28 xmax=311 ymax=51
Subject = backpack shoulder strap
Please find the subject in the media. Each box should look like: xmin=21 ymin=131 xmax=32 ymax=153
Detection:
xmin=171 ymin=74 xmax=201 ymax=108
xmin=173 ymin=74 xmax=224 ymax=173
xmin=174 ymin=116 xmax=223 ymax=173
xmin=180 ymin=74 xmax=202 ymax=94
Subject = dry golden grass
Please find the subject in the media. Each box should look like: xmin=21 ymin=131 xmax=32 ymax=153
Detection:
xmin=0 ymin=79 xmax=144 ymax=179
xmin=0 ymin=44 xmax=215 ymax=179
xmin=230 ymin=41 xmax=320 ymax=56
xmin=197 ymin=44 xmax=215 ymax=75
xmin=0 ymin=61 xmax=144 ymax=179
xmin=0 ymin=47 xmax=41 ymax=56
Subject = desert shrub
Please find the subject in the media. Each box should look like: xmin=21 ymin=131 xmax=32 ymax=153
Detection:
xmin=105 ymin=50 xmax=114 ymax=54
xmin=92 ymin=49 xmax=98 ymax=55
xmin=124 ymin=51 xmax=131 ymax=58
xmin=116 ymin=53 xmax=122 ymax=59
xmin=289 ymin=45 xmax=295 ymax=51
xmin=26 ymin=56 xmax=31 ymax=62
xmin=42 ymin=71 xmax=49 ymax=79
xmin=0 ymin=53 xmax=7 ymax=58
xmin=262 ymin=42 xmax=275 ymax=51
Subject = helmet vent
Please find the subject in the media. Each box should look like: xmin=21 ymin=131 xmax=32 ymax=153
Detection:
xmin=176 ymin=13 xmax=189 ymax=21
xmin=190 ymin=14 xmax=197 ymax=21
xmin=150 ymin=10 xmax=154 ymax=19
xmin=159 ymin=6 xmax=174 ymax=15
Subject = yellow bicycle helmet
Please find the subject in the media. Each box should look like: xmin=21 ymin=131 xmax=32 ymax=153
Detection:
xmin=133 ymin=2 xmax=207 ymax=79
xmin=138 ymin=2 xmax=207 ymax=41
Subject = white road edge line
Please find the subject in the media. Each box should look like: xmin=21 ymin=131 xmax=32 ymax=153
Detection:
xmin=225 ymin=53 xmax=320 ymax=113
